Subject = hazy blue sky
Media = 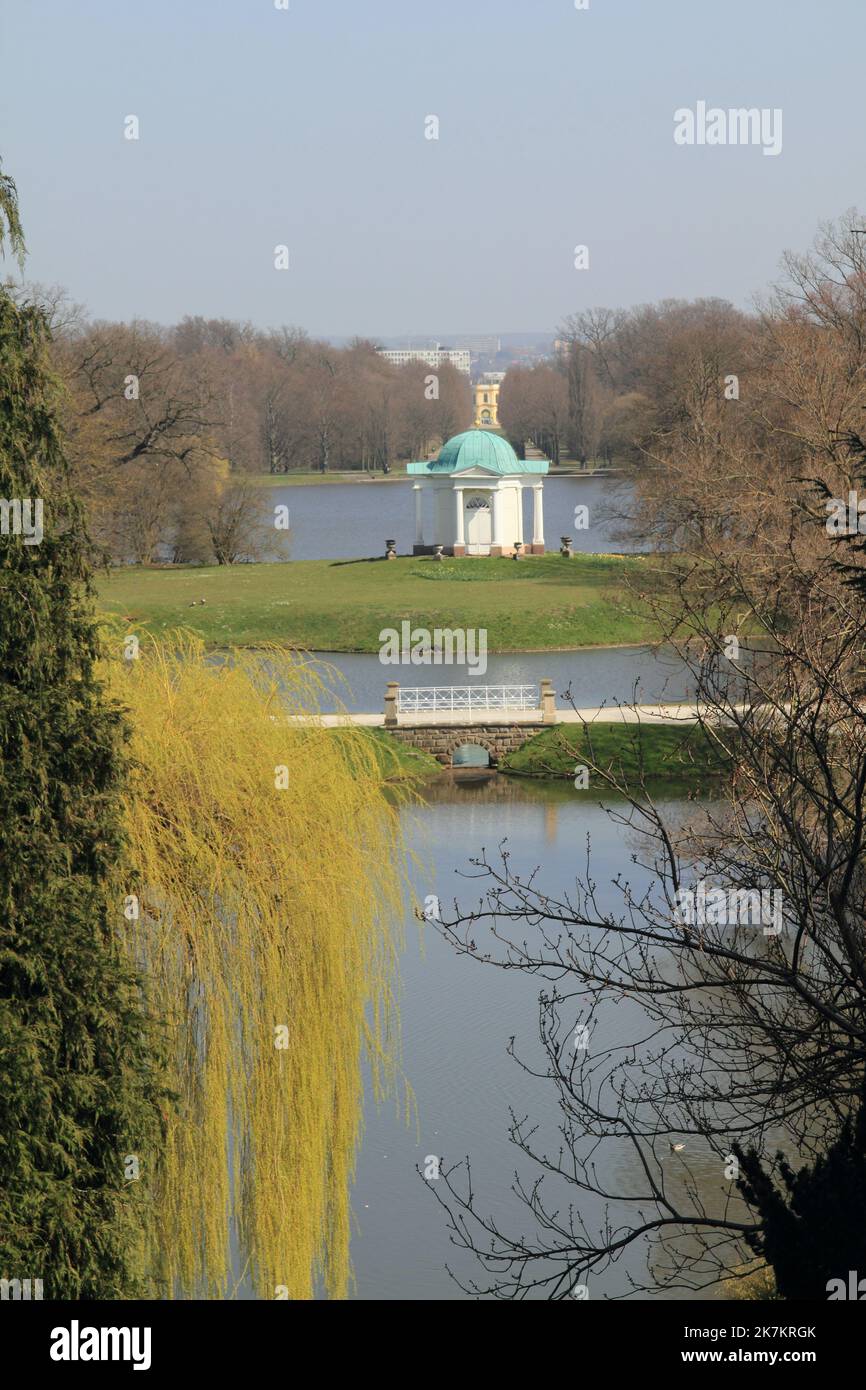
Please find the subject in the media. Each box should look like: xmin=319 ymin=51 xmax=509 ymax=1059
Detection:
xmin=2 ymin=0 xmax=864 ymax=337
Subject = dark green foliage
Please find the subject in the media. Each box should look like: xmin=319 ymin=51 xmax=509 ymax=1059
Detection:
xmin=733 ymin=1100 xmax=866 ymax=1300
xmin=0 ymin=174 xmax=163 ymax=1297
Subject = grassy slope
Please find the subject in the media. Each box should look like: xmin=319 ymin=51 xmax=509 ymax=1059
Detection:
xmin=500 ymin=722 xmax=730 ymax=784
xmin=96 ymin=554 xmax=661 ymax=652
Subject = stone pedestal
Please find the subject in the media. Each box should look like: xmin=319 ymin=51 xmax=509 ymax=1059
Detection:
xmin=383 ymin=681 xmax=399 ymax=727
xmin=413 ymin=484 xmax=424 ymax=547
xmin=540 ymin=678 xmax=556 ymax=724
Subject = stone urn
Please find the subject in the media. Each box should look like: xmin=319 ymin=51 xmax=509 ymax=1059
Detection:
xmin=512 ymin=541 xmax=524 ymax=560
xmin=433 ymin=544 xmax=445 ymax=562
xmin=385 ymin=539 xmax=397 ymax=560
xmin=560 ymin=536 xmax=574 ymax=557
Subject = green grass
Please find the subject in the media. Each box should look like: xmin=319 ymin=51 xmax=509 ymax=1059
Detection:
xmin=96 ymin=553 xmax=664 ymax=652
xmin=500 ymin=722 xmax=731 ymax=785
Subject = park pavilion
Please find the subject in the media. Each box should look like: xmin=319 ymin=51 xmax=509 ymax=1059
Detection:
xmin=407 ymin=429 xmax=548 ymax=557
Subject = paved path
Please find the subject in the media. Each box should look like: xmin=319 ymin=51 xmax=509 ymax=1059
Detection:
xmin=286 ymin=702 xmax=743 ymax=729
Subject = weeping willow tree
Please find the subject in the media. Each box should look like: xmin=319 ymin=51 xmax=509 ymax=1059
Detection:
xmin=102 ymin=634 xmax=410 ymax=1299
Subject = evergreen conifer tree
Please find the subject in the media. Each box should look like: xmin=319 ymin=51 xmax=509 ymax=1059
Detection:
xmin=0 ymin=162 xmax=163 ymax=1298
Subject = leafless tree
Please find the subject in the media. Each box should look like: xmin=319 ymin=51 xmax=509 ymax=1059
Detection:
xmin=427 ymin=257 xmax=866 ymax=1294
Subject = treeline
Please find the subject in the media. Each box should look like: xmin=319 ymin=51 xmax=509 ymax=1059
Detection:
xmin=502 ymin=208 xmax=866 ymax=483
xmin=45 ymin=309 xmax=471 ymax=563
xmin=499 ymin=297 xmax=753 ymax=466
xmin=41 ymin=206 xmax=866 ymax=562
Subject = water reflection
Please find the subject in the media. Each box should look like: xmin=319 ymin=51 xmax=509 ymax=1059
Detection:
xmin=350 ymin=771 xmax=752 ymax=1301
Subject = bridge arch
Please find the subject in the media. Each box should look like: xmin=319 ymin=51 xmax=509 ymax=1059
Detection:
xmin=382 ymin=721 xmax=548 ymax=768
xmin=447 ymin=738 xmax=497 ymax=768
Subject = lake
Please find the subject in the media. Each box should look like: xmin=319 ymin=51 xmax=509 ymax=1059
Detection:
xmin=269 ymin=474 xmax=636 ymax=562
xmin=349 ymin=772 xmax=735 ymax=1300
xmin=303 ymin=643 xmax=700 ymax=714
xmin=231 ymin=491 xmax=749 ymax=1299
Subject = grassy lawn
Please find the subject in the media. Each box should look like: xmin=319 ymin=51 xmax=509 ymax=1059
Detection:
xmin=500 ymin=722 xmax=731 ymax=784
xmin=96 ymin=553 xmax=663 ymax=652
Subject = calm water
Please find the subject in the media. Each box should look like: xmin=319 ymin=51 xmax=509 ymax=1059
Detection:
xmin=304 ymin=643 xmax=700 ymax=714
xmin=240 ymin=494 xmax=745 ymax=1298
xmin=350 ymin=774 xmax=733 ymax=1301
xmin=271 ymin=474 xmax=635 ymax=561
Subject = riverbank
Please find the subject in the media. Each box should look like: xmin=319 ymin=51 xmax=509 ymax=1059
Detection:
xmin=500 ymin=721 xmax=730 ymax=782
xmin=97 ymin=553 xmax=663 ymax=651
xmin=249 ymin=466 xmax=621 ymax=487
xmin=345 ymin=724 xmax=728 ymax=788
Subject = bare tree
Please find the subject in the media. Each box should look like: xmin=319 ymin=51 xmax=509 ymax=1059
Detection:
xmin=56 ymin=318 xmax=218 ymax=561
xmin=425 ymin=238 xmax=866 ymax=1293
xmin=428 ymin=487 xmax=866 ymax=1296
xmin=499 ymin=364 xmax=568 ymax=463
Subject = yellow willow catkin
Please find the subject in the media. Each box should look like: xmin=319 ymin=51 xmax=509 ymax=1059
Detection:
xmin=102 ymin=632 xmax=412 ymax=1300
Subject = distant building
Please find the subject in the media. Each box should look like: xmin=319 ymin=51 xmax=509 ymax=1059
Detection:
xmin=408 ymin=429 xmax=548 ymax=557
xmin=473 ymin=380 xmax=500 ymax=428
xmin=452 ymin=334 xmax=501 ymax=356
xmin=377 ymin=345 xmax=471 ymax=376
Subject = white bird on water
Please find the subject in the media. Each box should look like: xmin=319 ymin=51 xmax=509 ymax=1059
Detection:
xmin=670 ymin=1142 xmax=685 ymax=1153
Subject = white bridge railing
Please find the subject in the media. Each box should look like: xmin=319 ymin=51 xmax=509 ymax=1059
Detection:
xmin=397 ymin=684 xmax=539 ymax=713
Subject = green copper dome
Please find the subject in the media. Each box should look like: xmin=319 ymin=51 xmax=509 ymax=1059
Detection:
xmin=407 ymin=429 xmax=548 ymax=476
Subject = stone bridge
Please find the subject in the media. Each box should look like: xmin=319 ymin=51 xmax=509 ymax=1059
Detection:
xmin=285 ymin=682 xmax=716 ymax=770
xmin=385 ymin=720 xmax=548 ymax=767
xmin=382 ymin=680 xmax=556 ymax=768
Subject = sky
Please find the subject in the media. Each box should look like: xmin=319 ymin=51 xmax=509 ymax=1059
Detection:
xmin=2 ymin=0 xmax=865 ymax=339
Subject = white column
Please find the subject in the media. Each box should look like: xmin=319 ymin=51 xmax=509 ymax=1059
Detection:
xmin=516 ymin=484 xmax=524 ymax=545
xmin=454 ymin=487 xmax=465 ymax=549
xmin=413 ymin=484 xmax=424 ymax=545
xmin=491 ymin=487 xmax=502 ymax=550
xmin=532 ymin=484 xmax=544 ymax=549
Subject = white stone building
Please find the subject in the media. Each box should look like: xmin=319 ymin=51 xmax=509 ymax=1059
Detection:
xmin=376 ymin=346 xmax=471 ymax=376
xmin=408 ymin=429 xmax=547 ymax=557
